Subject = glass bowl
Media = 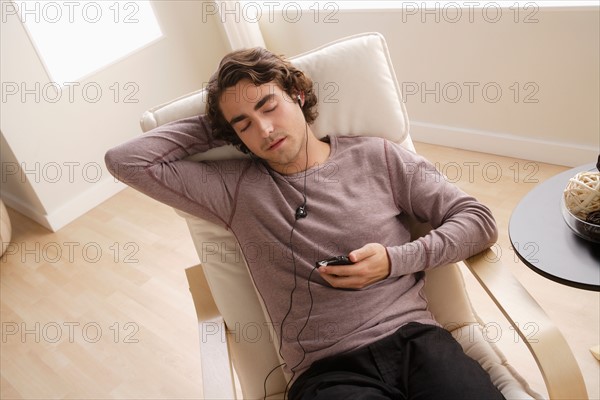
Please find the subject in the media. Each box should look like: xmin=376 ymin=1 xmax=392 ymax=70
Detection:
xmin=561 ymin=197 xmax=600 ymax=243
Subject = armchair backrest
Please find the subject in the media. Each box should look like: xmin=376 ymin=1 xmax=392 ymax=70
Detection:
xmin=140 ymin=32 xmax=477 ymax=399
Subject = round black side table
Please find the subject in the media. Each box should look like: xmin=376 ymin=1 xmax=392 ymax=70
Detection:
xmin=509 ymin=163 xmax=599 ymax=292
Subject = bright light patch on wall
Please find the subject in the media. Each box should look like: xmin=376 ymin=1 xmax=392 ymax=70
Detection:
xmin=16 ymin=1 xmax=162 ymax=85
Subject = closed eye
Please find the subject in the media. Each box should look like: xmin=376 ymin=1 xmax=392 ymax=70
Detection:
xmin=240 ymin=121 xmax=251 ymax=133
xmin=240 ymin=105 xmax=277 ymax=133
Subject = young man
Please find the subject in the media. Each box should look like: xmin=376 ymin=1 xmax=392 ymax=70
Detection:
xmin=106 ymin=47 xmax=503 ymax=399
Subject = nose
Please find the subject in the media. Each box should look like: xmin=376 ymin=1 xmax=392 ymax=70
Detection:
xmin=256 ymin=117 xmax=273 ymax=138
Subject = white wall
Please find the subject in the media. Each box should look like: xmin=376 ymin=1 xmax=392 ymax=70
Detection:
xmin=0 ymin=0 xmax=228 ymax=231
xmin=259 ymin=4 xmax=599 ymax=166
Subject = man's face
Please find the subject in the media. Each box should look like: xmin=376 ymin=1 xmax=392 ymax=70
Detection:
xmin=219 ymin=79 xmax=307 ymax=174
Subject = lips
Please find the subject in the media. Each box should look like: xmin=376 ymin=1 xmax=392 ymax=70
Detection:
xmin=267 ymin=137 xmax=286 ymax=151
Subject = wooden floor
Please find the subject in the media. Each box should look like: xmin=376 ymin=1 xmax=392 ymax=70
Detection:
xmin=1 ymin=142 xmax=598 ymax=399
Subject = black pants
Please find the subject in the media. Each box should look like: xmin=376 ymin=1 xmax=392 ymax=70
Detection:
xmin=289 ymin=322 xmax=506 ymax=400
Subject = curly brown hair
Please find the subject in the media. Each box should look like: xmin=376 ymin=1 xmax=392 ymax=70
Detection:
xmin=206 ymin=47 xmax=318 ymax=154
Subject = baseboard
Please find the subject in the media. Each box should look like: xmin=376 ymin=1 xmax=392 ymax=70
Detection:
xmin=2 ymin=179 xmax=126 ymax=232
xmin=410 ymin=121 xmax=598 ymax=167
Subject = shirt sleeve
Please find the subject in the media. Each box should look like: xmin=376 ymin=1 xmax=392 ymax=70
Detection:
xmin=104 ymin=115 xmax=246 ymax=228
xmin=383 ymin=140 xmax=498 ymax=277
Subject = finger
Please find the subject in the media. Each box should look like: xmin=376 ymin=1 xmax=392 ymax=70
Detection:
xmin=349 ymin=243 xmax=376 ymax=263
xmin=318 ymin=265 xmax=354 ymax=277
xmin=321 ymin=273 xmax=363 ymax=289
xmin=319 ymin=264 xmax=372 ymax=289
xmin=318 ymin=269 xmax=343 ymax=286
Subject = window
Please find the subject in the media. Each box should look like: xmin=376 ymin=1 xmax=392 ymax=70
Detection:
xmin=13 ymin=0 xmax=162 ymax=85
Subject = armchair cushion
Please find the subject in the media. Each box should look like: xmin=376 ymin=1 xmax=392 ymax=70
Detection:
xmin=290 ymin=33 xmax=409 ymax=145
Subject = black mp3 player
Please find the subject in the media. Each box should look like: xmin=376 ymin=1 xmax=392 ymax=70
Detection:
xmin=316 ymin=256 xmax=355 ymax=267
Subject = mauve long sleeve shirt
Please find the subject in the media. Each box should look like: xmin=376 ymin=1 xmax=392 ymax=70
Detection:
xmin=105 ymin=115 xmax=498 ymax=379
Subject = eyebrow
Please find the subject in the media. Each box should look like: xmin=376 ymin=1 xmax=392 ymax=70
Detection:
xmin=229 ymin=93 xmax=276 ymax=126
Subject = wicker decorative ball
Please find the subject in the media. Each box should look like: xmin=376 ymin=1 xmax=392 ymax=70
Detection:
xmin=563 ymin=171 xmax=600 ymax=220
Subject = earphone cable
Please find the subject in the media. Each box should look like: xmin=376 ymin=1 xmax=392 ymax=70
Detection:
xmin=299 ymin=121 xmax=309 ymax=211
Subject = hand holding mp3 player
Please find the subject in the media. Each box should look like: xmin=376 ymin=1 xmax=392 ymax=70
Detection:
xmin=316 ymin=244 xmax=391 ymax=290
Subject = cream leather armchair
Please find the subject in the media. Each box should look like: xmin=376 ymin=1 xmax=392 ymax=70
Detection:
xmin=139 ymin=33 xmax=587 ymax=400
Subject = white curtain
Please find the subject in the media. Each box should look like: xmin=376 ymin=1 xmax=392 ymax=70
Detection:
xmin=215 ymin=1 xmax=266 ymax=50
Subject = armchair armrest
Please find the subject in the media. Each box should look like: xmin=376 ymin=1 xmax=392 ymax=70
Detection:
xmin=185 ymin=265 xmax=237 ymax=399
xmin=464 ymin=248 xmax=588 ymax=400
